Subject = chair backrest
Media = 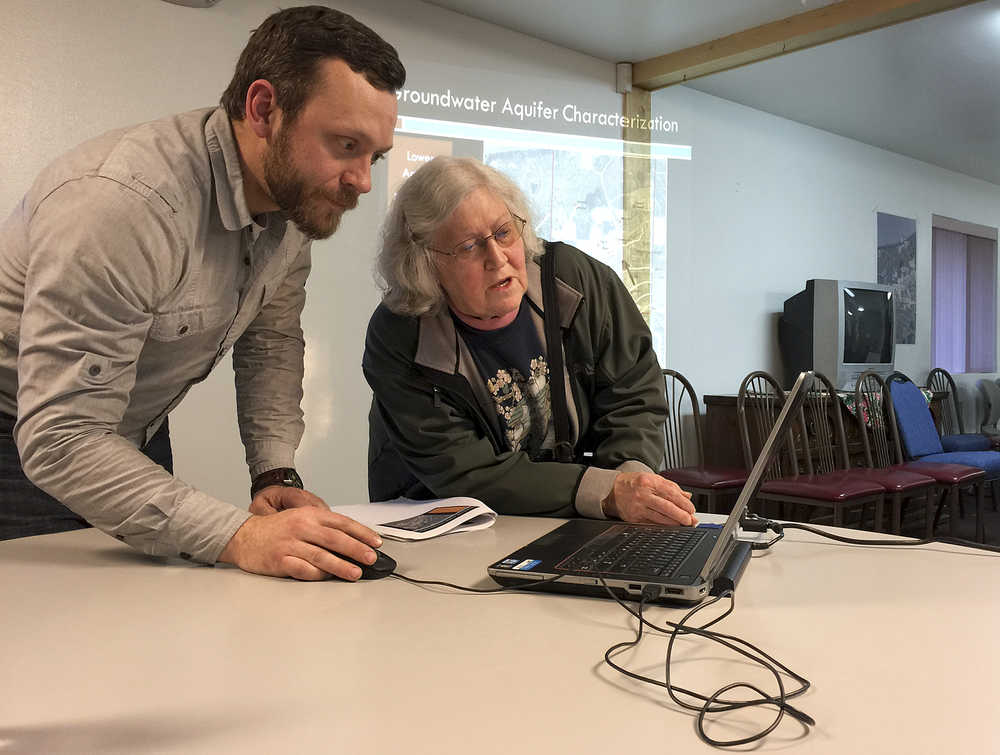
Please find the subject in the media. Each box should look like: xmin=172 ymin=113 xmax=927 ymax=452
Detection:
xmin=737 ymin=370 xmax=797 ymax=479
xmin=661 ymin=369 xmax=703 ymax=468
xmin=888 ymin=374 xmax=944 ymax=459
xmin=800 ymin=371 xmax=851 ymax=475
xmin=855 ymin=370 xmax=905 ymax=468
xmin=978 ymin=378 xmax=1000 ymax=434
xmin=927 ymin=367 xmax=964 ymax=434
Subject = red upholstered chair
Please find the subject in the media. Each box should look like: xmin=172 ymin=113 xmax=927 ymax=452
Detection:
xmin=659 ymin=369 xmax=748 ymax=514
xmin=795 ymin=372 xmax=935 ymax=535
xmin=737 ymin=371 xmax=885 ymax=529
xmin=856 ymin=370 xmax=986 ymax=541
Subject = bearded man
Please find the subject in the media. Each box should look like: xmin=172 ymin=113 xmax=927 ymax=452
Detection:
xmin=0 ymin=5 xmax=404 ymax=581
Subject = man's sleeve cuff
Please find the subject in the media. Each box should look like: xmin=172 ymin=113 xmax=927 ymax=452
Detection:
xmin=156 ymin=491 xmax=252 ymax=564
xmin=574 ymin=466 xmax=619 ymax=519
xmin=245 ymin=441 xmax=297 ymax=478
xmin=617 ymin=460 xmax=655 ymax=476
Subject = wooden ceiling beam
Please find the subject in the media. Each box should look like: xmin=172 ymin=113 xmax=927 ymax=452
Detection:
xmin=631 ymin=0 xmax=985 ymax=90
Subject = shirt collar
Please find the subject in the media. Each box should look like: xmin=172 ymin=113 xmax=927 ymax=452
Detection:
xmin=205 ymin=107 xmax=259 ymax=232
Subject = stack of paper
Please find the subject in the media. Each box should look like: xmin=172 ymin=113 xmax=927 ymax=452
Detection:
xmin=332 ymin=497 xmax=497 ymax=541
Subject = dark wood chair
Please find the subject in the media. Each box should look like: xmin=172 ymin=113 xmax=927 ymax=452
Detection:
xmin=737 ymin=370 xmax=884 ymax=528
xmin=863 ymin=371 xmax=987 ymax=541
xmin=977 ymin=378 xmax=1000 ymax=435
xmin=659 ymin=369 xmax=748 ymax=514
xmin=926 ymin=367 xmax=991 ymax=452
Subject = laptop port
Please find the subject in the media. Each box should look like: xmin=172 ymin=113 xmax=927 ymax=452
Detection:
xmin=628 ymin=583 xmax=642 ymax=592
xmin=665 ymin=588 xmax=683 ymax=595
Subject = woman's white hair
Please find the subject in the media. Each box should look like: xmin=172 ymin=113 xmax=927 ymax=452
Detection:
xmin=376 ymin=156 xmax=542 ymax=317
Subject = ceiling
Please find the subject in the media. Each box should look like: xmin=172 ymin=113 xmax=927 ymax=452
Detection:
xmin=426 ymin=0 xmax=1000 ymax=185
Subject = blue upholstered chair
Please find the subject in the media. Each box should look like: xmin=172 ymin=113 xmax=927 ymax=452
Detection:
xmin=888 ymin=374 xmax=996 ymax=540
xmin=890 ymin=376 xmax=1000 ymax=475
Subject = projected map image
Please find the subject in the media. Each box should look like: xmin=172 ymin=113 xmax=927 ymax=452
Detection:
xmin=484 ymin=148 xmax=623 ymax=273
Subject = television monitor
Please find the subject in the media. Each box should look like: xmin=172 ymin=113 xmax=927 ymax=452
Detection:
xmin=778 ymin=279 xmax=896 ymax=390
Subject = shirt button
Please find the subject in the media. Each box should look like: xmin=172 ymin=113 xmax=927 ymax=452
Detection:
xmin=244 ymin=256 xmax=251 ymax=266
xmin=88 ymin=365 xmax=101 ymax=376
xmin=177 ymin=325 xmax=189 ymax=336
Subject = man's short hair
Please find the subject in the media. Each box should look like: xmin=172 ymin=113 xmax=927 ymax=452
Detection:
xmin=221 ymin=5 xmax=405 ymax=122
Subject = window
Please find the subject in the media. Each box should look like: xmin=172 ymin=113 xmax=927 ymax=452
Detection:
xmin=931 ymin=225 xmax=998 ymax=373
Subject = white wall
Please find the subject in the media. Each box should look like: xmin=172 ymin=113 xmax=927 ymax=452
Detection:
xmin=1 ymin=0 xmax=618 ymax=508
xmin=653 ymin=84 xmax=1000 ymax=425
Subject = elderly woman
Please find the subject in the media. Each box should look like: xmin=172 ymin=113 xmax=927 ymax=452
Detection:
xmin=363 ymin=157 xmax=696 ymax=526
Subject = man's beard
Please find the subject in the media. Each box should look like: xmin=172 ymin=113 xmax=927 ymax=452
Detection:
xmin=263 ymin=125 xmax=359 ymax=240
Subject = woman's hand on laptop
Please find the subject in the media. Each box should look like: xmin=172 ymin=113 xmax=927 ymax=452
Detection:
xmin=602 ymin=472 xmax=698 ymax=526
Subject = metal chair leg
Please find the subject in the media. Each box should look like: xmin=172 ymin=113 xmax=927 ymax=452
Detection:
xmin=948 ymin=486 xmax=960 ymax=537
xmin=924 ymin=489 xmax=935 ymax=539
xmin=976 ymin=482 xmax=985 ymax=544
xmin=932 ymin=489 xmax=946 ymax=534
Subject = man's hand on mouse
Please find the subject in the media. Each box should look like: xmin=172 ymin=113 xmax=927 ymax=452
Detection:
xmin=218 ymin=508 xmax=383 ymax=581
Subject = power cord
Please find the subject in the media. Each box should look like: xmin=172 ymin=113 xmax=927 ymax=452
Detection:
xmin=599 ymin=580 xmax=814 ymax=748
xmin=389 ymin=513 xmax=995 ymax=748
xmin=738 ymin=512 xmax=785 ymax=550
xmin=741 ymin=511 xmax=1000 ymax=552
xmin=390 ymin=567 xmax=814 ymax=748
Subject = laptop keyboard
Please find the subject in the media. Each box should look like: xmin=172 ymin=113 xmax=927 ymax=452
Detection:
xmin=556 ymin=525 xmax=705 ymax=578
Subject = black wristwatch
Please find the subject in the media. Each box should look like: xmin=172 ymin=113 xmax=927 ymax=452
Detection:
xmin=250 ymin=467 xmax=304 ymax=499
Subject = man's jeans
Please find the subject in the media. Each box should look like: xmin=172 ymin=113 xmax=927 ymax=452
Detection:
xmin=0 ymin=413 xmax=173 ymax=540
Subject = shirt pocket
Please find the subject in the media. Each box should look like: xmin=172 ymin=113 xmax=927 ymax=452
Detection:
xmin=148 ymin=304 xmax=231 ymax=343
xmin=78 ymin=352 xmax=130 ymax=387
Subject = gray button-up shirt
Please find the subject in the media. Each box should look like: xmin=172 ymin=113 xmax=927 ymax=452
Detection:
xmin=0 ymin=107 xmax=311 ymax=563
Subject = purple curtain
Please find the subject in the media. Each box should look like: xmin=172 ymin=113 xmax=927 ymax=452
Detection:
xmin=932 ymin=228 xmax=967 ymax=373
xmin=932 ymin=228 xmax=998 ymax=374
xmin=966 ymin=235 xmax=997 ymax=373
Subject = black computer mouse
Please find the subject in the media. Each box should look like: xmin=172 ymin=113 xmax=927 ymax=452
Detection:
xmin=339 ymin=549 xmax=396 ymax=580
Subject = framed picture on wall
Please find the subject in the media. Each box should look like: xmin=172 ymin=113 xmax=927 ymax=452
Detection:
xmin=876 ymin=211 xmax=917 ymax=345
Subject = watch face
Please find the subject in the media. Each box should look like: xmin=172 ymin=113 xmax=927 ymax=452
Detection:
xmin=284 ymin=469 xmax=304 ymax=488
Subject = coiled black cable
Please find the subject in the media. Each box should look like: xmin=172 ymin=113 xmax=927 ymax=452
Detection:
xmin=599 ymin=580 xmax=813 ymax=747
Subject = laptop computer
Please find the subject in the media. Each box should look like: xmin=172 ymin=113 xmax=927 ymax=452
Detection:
xmin=488 ymin=370 xmax=811 ymax=603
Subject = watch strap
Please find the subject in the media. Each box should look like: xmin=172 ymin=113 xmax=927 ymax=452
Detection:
xmin=250 ymin=467 xmax=303 ymax=498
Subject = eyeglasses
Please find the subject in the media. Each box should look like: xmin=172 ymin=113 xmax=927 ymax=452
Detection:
xmin=427 ymin=213 xmax=527 ymax=259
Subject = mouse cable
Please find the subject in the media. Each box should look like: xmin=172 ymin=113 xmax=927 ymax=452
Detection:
xmin=389 ymin=571 xmax=563 ymax=593
xmin=599 ymin=579 xmax=814 ymax=748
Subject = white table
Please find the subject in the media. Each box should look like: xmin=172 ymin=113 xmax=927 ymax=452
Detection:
xmin=1 ymin=516 xmax=998 ymax=754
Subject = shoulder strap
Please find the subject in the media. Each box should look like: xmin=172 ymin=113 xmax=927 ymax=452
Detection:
xmin=541 ymin=244 xmax=574 ymax=463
